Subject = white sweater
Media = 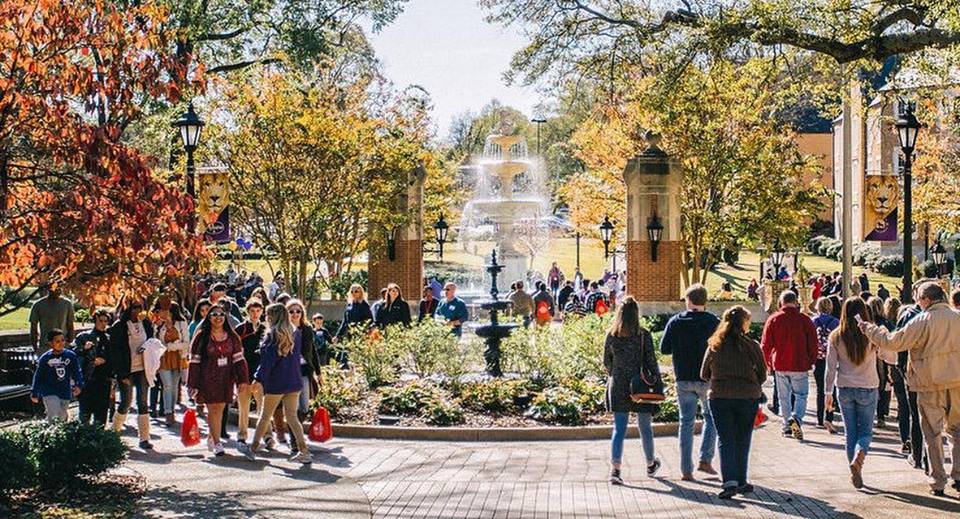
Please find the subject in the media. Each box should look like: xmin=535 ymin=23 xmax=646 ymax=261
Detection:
xmin=825 ymin=332 xmax=897 ymax=395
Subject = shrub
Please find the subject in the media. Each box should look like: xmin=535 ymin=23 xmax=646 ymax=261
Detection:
xmin=341 ymin=324 xmax=402 ymax=388
xmin=852 ymin=242 xmax=880 ymax=267
xmin=870 ymin=255 xmax=904 ymax=277
xmin=423 ymin=398 xmax=465 ymax=426
xmin=562 ymin=377 xmax=606 ymax=415
xmin=525 ymin=387 xmax=586 ymax=425
xmin=918 ymin=258 xmax=955 ymax=278
xmin=313 ymin=365 xmax=367 ymax=418
xmin=639 ymin=314 xmax=672 ymax=333
xmin=19 ymin=420 xmax=127 ymax=489
xmin=806 ymin=235 xmax=829 ymax=254
xmin=392 ymin=319 xmax=474 ymax=384
xmin=825 ymin=241 xmax=843 ymax=261
xmin=817 ymin=238 xmax=840 ymax=257
xmin=501 ymin=315 xmax=611 ymax=385
xmin=653 ymin=396 xmax=680 ymax=422
xmin=378 ymin=380 xmax=443 ymax=415
xmin=328 ymin=270 xmax=368 ymax=299
xmin=0 ymin=430 xmax=32 ymax=493
xmin=458 ymin=379 xmax=528 ymax=413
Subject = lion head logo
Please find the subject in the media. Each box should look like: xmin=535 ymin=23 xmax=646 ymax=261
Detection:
xmin=198 ymin=173 xmax=228 ymax=224
xmin=866 ymin=176 xmax=899 ymax=216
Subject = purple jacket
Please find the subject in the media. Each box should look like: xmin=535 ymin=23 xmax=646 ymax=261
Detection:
xmin=254 ymin=329 xmax=304 ymax=395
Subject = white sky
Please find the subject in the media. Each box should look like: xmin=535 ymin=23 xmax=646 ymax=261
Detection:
xmin=366 ymin=0 xmax=542 ymax=140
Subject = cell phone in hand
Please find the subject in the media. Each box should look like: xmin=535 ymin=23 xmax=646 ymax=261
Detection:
xmin=854 ymin=314 xmax=864 ymax=324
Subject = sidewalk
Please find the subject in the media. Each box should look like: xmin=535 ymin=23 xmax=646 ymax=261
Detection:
xmin=119 ymin=405 xmax=959 ymax=518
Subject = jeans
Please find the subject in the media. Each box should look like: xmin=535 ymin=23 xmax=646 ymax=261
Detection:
xmin=891 ymin=366 xmax=911 ymax=443
xmin=711 ymin=398 xmax=758 ymax=489
xmin=298 ymin=376 xmax=311 ymax=415
xmin=78 ymin=381 xmax=111 ymax=426
xmin=909 ymin=390 xmax=925 ymax=468
xmin=158 ymin=369 xmax=181 ymax=416
xmin=676 ymin=380 xmax=716 ymax=475
xmin=775 ymin=371 xmax=809 ymax=429
xmin=813 ymin=359 xmax=836 ymax=425
xmin=877 ymin=361 xmax=891 ymax=419
xmin=837 ymin=387 xmax=879 ymax=463
xmin=117 ymin=371 xmax=149 ymax=416
xmin=43 ymin=395 xmax=69 ymax=421
xmin=611 ymin=412 xmax=655 ymax=465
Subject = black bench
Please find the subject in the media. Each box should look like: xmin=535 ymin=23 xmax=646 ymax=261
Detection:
xmin=0 ymin=346 xmax=36 ymax=408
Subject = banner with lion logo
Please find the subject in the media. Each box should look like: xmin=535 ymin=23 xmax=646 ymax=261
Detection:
xmin=197 ymin=168 xmax=230 ymax=243
xmin=863 ymin=175 xmax=899 ymax=242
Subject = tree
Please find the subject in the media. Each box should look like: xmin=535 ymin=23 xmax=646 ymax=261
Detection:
xmin=0 ymin=0 xmax=209 ymax=314
xmin=210 ymin=69 xmax=436 ymax=302
xmin=482 ymin=0 xmax=960 ymax=87
xmin=913 ymin=95 xmax=960 ymax=234
xmin=564 ymin=59 xmax=826 ymax=286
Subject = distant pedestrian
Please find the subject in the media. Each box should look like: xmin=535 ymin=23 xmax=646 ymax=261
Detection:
xmin=109 ymin=298 xmax=155 ymax=450
xmin=72 ymin=309 xmax=112 ymax=426
xmin=548 ymin=262 xmax=563 ymax=297
xmin=761 ymin=291 xmax=818 ymax=440
xmin=29 ymin=286 xmax=75 ymax=354
xmin=825 ymin=297 xmax=897 ymax=489
xmin=337 ymin=284 xmax=373 ymax=342
xmin=31 ymin=329 xmax=82 ymax=421
xmin=702 ymin=306 xmax=766 ymax=499
xmin=532 ymin=281 xmax=555 ymax=326
xmin=436 ymin=282 xmax=469 ymax=337
xmin=557 ymin=280 xmax=575 ymax=312
xmin=374 ymin=283 xmax=412 ymax=330
xmin=563 ymin=294 xmax=586 ymax=320
xmin=604 ymin=296 xmax=662 ymax=485
xmin=811 ymin=298 xmax=840 ymax=434
xmin=660 ymin=284 xmax=719 ymax=480
xmin=418 ymin=286 xmax=438 ymax=323
xmin=858 ymin=272 xmax=870 ymax=293
xmin=877 ymin=284 xmax=890 ymax=301
xmin=508 ymin=280 xmax=535 ymax=325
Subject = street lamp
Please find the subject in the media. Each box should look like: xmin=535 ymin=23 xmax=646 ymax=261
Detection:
xmin=930 ymin=239 xmax=947 ymax=278
xmin=433 ymin=214 xmax=449 ymax=261
xmin=600 ymin=215 xmax=614 ymax=259
xmin=173 ymin=101 xmax=204 ymax=199
xmin=896 ymin=99 xmax=921 ymax=303
xmin=770 ymin=239 xmax=786 ymax=280
xmin=386 ymin=226 xmax=398 ymax=261
xmin=531 ymin=118 xmax=547 ymax=156
xmin=646 ymin=214 xmax=664 ymax=262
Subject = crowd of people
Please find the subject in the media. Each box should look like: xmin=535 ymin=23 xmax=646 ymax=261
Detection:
xmin=24 ymin=262 xmax=960 ymax=499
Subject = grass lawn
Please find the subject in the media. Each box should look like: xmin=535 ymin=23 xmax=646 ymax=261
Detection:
xmin=0 ymin=306 xmax=30 ymax=332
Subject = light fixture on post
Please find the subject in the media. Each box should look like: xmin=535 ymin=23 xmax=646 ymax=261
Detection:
xmin=930 ymin=239 xmax=947 ymax=278
xmin=646 ymin=214 xmax=664 ymax=262
xmin=433 ymin=214 xmax=449 ymax=262
xmin=386 ymin=226 xmax=398 ymax=261
xmin=770 ymin=238 xmax=786 ymax=279
xmin=172 ymin=101 xmax=204 ymax=233
xmin=895 ymin=98 xmax=921 ymax=303
xmin=599 ymin=215 xmax=614 ymax=260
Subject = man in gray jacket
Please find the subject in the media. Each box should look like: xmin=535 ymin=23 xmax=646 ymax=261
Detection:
xmin=859 ymin=282 xmax=960 ymax=496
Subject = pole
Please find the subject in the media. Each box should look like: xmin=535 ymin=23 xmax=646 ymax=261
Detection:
xmin=186 ymin=147 xmax=196 ymax=234
xmin=841 ymin=96 xmax=853 ymax=297
xmin=575 ymin=232 xmax=581 ymax=270
xmin=903 ymin=152 xmax=914 ymax=303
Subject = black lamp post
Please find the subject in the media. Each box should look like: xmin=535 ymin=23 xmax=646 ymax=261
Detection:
xmin=896 ymin=99 xmax=921 ymax=303
xmin=433 ymin=214 xmax=449 ymax=262
xmin=173 ymin=101 xmax=204 ymax=233
xmin=770 ymin=239 xmax=786 ymax=280
xmin=646 ymin=214 xmax=664 ymax=261
xmin=531 ymin=118 xmax=547 ymax=156
xmin=600 ymin=215 xmax=614 ymax=259
xmin=931 ymin=239 xmax=947 ymax=278
xmin=386 ymin=226 xmax=398 ymax=261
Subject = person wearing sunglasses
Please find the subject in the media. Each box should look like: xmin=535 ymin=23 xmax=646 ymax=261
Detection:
xmin=436 ymin=282 xmax=469 ymax=338
xmin=286 ymin=299 xmax=320 ymax=449
xmin=374 ymin=283 xmax=411 ymax=330
xmin=187 ymin=306 xmax=249 ymax=457
xmin=108 ymin=297 xmax=155 ymax=449
xmin=336 ymin=284 xmax=373 ymax=344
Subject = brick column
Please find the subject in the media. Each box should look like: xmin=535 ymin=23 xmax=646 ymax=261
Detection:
xmin=368 ymin=166 xmax=425 ymax=300
xmin=623 ymin=133 xmax=682 ymax=302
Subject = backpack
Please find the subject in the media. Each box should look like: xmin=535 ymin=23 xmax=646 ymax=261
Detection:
xmin=536 ymin=300 xmax=551 ymax=320
xmin=594 ymin=297 xmax=609 ymax=315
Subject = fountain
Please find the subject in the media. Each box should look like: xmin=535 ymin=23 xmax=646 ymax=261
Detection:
xmin=460 ymin=129 xmax=551 ymax=293
xmin=474 ymin=250 xmax=516 ymax=377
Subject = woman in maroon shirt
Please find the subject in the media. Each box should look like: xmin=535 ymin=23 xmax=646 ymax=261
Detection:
xmin=187 ymin=306 xmax=248 ymax=457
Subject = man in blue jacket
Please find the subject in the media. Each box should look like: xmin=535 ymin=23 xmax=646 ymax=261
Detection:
xmin=660 ymin=284 xmax=720 ymax=480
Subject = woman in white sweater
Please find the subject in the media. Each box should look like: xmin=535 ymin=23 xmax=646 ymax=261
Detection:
xmin=825 ymin=296 xmax=897 ymax=489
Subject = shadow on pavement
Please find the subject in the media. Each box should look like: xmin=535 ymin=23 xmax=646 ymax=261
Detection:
xmin=864 ymin=485 xmax=960 ymax=513
xmin=138 ymin=485 xmax=254 ymax=518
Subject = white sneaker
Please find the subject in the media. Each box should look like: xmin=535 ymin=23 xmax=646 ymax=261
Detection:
xmin=290 ymin=450 xmax=312 ymax=464
xmin=213 ymin=442 xmax=225 ymax=457
xmin=237 ymin=442 xmax=255 ymax=461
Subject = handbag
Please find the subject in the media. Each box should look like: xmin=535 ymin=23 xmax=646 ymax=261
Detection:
xmin=180 ymin=408 xmax=201 ymax=447
xmin=630 ymin=338 xmax=667 ymax=404
xmin=308 ymin=407 xmax=333 ymax=443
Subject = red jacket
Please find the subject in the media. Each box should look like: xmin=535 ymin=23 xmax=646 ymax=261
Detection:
xmin=761 ymin=306 xmax=818 ymax=372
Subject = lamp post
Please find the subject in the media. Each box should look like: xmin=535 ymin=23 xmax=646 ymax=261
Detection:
xmin=770 ymin=238 xmax=786 ymax=280
xmin=895 ymin=99 xmax=921 ymax=303
xmin=575 ymin=231 xmax=581 ymax=270
xmin=386 ymin=226 xmax=398 ymax=261
xmin=173 ymin=101 xmax=204 ymax=233
xmin=599 ymin=215 xmax=625 ymax=272
xmin=646 ymin=214 xmax=664 ymax=262
xmin=931 ymin=239 xmax=947 ymax=279
xmin=433 ymin=214 xmax=449 ymax=262
xmin=531 ymin=118 xmax=547 ymax=156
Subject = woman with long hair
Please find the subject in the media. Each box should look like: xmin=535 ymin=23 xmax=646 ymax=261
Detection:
xmin=187 ymin=304 xmax=249 ymax=457
xmin=108 ymin=297 xmax=156 ymax=450
xmin=244 ymin=303 xmax=312 ymax=464
xmin=701 ymin=306 xmax=766 ymax=499
xmin=374 ymin=283 xmax=411 ymax=330
xmin=154 ymin=301 xmax=190 ymax=427
xmin=884 ymin=297 xmax=912 ymax=453
xmin=336 ymin=284 xmax=373 ymax=341
xmin=603 ymin=296 xmax=661 ymax=485
xmin=866 ymin=296 xmax=894 ymax=429
xmin=286 ymin=299 xmax=319 ymax=439
xmin=824 ymin=297 xmax=897 ymax=489
xmin=189 ymin=299 xmax=212 ymax=341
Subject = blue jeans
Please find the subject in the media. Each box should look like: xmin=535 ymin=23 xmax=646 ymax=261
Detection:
xmin=775 ymin=371 xmax=809 ymax=429
xmin=611 ymin=412 xmax=655 ymax=465
xmin=837 ymin=387 xmax=879 ymax=463
xmin=158 ymin=369 xmax=181 ymax=415
xmin=298 ymin=376 xmax=310 ymax=414
xmin=676 ymin=380 xmax=716 ymax=475
xmin=711 ymin=398 xmax=758 ymax=488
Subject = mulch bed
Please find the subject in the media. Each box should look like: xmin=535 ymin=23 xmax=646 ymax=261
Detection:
xmin=2 ymin=473 xmax=144 ymax=518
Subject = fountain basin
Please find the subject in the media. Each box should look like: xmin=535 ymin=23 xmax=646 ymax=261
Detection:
xmin=475 ymin=322 xmax=518 ymax=340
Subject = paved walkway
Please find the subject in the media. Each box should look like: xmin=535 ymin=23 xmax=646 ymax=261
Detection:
xmin=118 ymin=405 xmax=959 ymax=518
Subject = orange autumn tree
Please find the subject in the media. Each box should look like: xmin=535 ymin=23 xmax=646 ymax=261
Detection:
xmin=0 ymin=0 xmax=208 ymax=314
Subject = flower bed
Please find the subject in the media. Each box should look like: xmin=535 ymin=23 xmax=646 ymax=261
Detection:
xmin=315 ymin=317 xmax=681 ymax=428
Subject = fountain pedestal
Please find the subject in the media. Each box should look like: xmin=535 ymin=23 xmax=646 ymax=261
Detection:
xmin=474 ymin=250 xmax=517 ymax=377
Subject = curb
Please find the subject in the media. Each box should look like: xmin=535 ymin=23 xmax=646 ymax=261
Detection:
xmin=330 ymin=421 xmax=701 ymax=442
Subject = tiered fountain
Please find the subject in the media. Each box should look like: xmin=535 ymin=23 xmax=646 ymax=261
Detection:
xmin=460 ymin=132 xmax=551 ymax=293
xmin=475 ymin=250 xmax=515 ymax=376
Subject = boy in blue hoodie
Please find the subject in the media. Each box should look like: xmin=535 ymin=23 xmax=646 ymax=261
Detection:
xmin=31 ymin=329 xmax=83 ymax=421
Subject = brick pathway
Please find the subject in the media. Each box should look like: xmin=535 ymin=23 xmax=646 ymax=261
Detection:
xmin=120 ymin=405 xmax=960 ymax=518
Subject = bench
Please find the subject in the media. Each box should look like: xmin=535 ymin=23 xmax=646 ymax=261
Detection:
xmin=0 ymin=344 xmax=36 ymax=409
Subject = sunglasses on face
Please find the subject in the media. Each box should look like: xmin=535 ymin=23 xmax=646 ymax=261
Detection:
xmin=209 ymin=312 xmax=226 ymax=318
xmin=289 ymin=309 xmax=303 ymax=314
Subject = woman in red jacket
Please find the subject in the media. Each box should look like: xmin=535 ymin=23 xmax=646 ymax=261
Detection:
xmin=187 ymin=306 xmax=249 ymax=457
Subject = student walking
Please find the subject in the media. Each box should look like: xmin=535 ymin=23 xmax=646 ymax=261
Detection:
xmin=154 ymin=302 xmax=190 ymax=427
xmin=761 ymin=291 xmax=818 ymax=440
xmin=244 ymin=303 xmax=312 ymax=464
xmin=235 ymin=298 xmax=266 ymax=444
xmin=604 ymin=296 xmax=662 ymax=485
xmin=187 ymin=304 xmax=249 ymax=457
xmin=824 ymin=297 xmax=897 ymax=489
xmin=701 ymin=306 xmax=766 ymax=499
xmin=659 ymin=284 xmax=719 ymax=480
xmin=811 ymin=298 xmax=840 ymax=433
xmin=31 ymin=329 xmax=83 ymax=421
xmin=109 ymin=298 xmax=155 ymax=449
xmin=72 ymin=310 xmax=113 ymax=426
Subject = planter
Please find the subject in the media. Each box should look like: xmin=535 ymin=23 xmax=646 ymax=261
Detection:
xmin=330 ymin=420 xmax=701 ymax=442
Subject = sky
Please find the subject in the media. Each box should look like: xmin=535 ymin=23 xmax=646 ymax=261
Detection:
xmin=366 ymin=0 xmax=542 ymax=141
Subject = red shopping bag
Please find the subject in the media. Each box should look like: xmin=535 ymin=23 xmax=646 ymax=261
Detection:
xmin=181 ymin=408 xmax=201 ymax=447
xmin=309 ymin=407 xmax=333 ymax=443
xmin=753 ymin=408 xmax=768 ymax=428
